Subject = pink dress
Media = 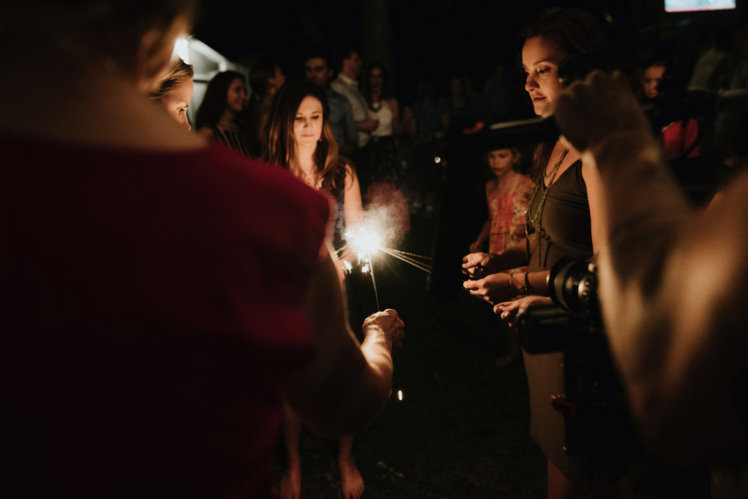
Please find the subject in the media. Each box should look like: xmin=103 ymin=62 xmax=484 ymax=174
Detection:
xmin=486 ymin=176 xmax=534 ymax=253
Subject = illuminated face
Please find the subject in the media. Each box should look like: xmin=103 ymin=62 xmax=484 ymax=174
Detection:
xmin=522 ymin=36 xmax=564 ymax=117
xmin=488 ymin=149 xmax=516 ymax=177
xmin=226 ymin=78 xmax=247 ymax=113
xmin=305 ymin=57 xmax=331 ymax=87
xmin=642 ymin=65 xmax=665 ymax=99
xmin=293 ymin=96 xmax=324 ymax=147
xmin=160 ymin=78 xmax=193 ymax=131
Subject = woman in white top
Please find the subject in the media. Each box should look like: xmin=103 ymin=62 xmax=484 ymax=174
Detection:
xmin=362 ymin=63 xmax=403 ymax=187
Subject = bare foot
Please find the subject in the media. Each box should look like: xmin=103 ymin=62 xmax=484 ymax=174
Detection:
xmin=339 ymin=456 xmax=365 ymax=499
xmin=279 ymin=462 xmax=301 ymax=499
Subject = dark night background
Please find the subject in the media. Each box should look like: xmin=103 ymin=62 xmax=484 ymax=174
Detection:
xmin=192 ymin=0 xmax=746 ymax=103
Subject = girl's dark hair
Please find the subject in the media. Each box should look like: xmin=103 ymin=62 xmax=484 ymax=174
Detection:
xmin=362 ymin=62 xmax=393 ymax=107
xmin=264 ymin=80 xmax=347 ymax=195
xmin=149 ymin=58 xmax=193 ymax=103
xmin=521 ymin=7 xmax=608 ymax=181
xmin=195 ymin=71 xmax=246 ymax=131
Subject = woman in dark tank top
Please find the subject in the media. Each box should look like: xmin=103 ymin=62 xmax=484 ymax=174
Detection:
xmin=462 ymin=8 xmax=636 ymax=498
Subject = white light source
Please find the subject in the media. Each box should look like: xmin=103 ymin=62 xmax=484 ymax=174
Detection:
xmin=173 ymin=36 xmax=191 ymax=64
xmin=345 ymin=226 xmax=383 ymax=258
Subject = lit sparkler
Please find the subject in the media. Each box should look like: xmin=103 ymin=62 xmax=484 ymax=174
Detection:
xmin=336 ymin=194 xmax=434 ymax=311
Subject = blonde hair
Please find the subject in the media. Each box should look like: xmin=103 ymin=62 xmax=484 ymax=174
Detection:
xmin=149 ymin=58 xmax=193 ymax=103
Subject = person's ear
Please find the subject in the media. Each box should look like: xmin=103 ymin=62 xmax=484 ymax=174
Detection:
xmin=135 ymin=18 xmax=188 ymax=94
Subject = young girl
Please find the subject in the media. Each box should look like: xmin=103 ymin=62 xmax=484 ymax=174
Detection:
xmin=470 ymin=147 xmax=533 ymax=365
xmin=470 ymin=147 xmax=534 ymax=254
xmin=264 ymin=80 xmax=365 ymax=499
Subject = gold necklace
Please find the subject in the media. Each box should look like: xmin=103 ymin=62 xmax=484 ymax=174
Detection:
xmin=525 ymin=148 xmax=569 ymax=244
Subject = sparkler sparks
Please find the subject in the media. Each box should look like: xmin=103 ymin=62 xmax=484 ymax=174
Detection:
xmin=345 ymin=227 xmax=383 ymax=258
xmin=336 ymin=191 xmax=432 ymax=311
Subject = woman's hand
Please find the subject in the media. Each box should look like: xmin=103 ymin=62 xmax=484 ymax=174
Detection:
xmin=463 ymin=272 xmax=517 ymax=305
xmin=461 ymin=252 xmax=497 ymax=278
xmin=554 ymin=70 xmax=651 ymax=153
xmin=362 ymin=309 xmax=405 ymax=351
xmin=493 ymin=295 xmax=552 ymax=328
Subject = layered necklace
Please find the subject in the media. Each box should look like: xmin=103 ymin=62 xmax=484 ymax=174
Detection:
xmin=524 ymin=147 xmax=569 ymax=252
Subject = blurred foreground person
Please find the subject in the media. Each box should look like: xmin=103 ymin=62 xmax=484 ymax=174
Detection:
xmin=1 ymin=1 xmax=403 ymax=497
xmin=554 ymin=71 xmax=748 ymax=496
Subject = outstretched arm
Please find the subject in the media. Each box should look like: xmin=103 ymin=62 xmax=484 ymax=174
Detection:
xmin=282 ymin=246 xmax=403 ymax=437
xmin=555 ymin=70 xmax=748 ymax=463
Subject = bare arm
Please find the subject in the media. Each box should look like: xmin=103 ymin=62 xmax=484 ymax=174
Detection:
xmin=282 ymin=246 xmax=403 ymax=437
xmin=389 ymin=98 xmax=402 ymax=135
xmin=555 ymin=71 xmax=748 ymax=463
xmin=343 ymin=163 xmax=364 ymax=228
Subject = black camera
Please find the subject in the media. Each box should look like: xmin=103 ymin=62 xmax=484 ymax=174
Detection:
xmin=518 ymin=256 xmax=602 ymax=355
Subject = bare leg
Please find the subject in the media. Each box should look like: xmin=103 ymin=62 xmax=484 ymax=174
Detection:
xmin=280 ymin=402 xmax=302 ymax=499
xmin=338 ymin=435 xmax=364 ymax=499
xmin=547 ymin=459 xmax=579 ymax=499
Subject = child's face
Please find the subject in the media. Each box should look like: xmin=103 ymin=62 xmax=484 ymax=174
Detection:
xmin=488 ymin=149 xmax=516 ymax=176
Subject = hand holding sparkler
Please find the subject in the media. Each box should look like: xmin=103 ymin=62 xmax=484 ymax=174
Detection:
xmin=362 ymin=309 xmax=405 ymax=351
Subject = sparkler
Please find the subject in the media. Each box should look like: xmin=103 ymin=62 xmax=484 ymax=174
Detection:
xmin=335 ymin=183 xmax=433 ymax=311
xmin=339 ymin=221 xmax=432 ymax=312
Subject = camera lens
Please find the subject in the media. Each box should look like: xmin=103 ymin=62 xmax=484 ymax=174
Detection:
xmin=549 ymin=257 xmax=598 ymax=317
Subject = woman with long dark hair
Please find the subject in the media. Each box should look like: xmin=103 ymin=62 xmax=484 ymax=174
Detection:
xmin=195 ymin=70 xmax=252 ymax=156
xmin=264 ymin=80 xmax=367 ymax=499
xmin=265 ymin=80 xmax=363 ymax=248
xmin=361 ymin=63 xmax=402 ymax=186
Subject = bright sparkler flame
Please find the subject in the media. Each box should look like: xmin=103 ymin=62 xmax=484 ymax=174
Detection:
xmin=344 ymin=226 xmax=383 ymax=258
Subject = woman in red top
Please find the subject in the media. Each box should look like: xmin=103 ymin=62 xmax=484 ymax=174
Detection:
xmin=1 ymin=1 xmax=403 ymax=497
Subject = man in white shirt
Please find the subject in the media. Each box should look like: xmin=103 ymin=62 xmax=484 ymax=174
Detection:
xmin=331 ymin=47 xmax=379 ymax=149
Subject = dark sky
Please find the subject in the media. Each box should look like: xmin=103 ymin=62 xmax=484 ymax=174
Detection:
xmin=190 ymin=0 xmax=744 ymax=102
